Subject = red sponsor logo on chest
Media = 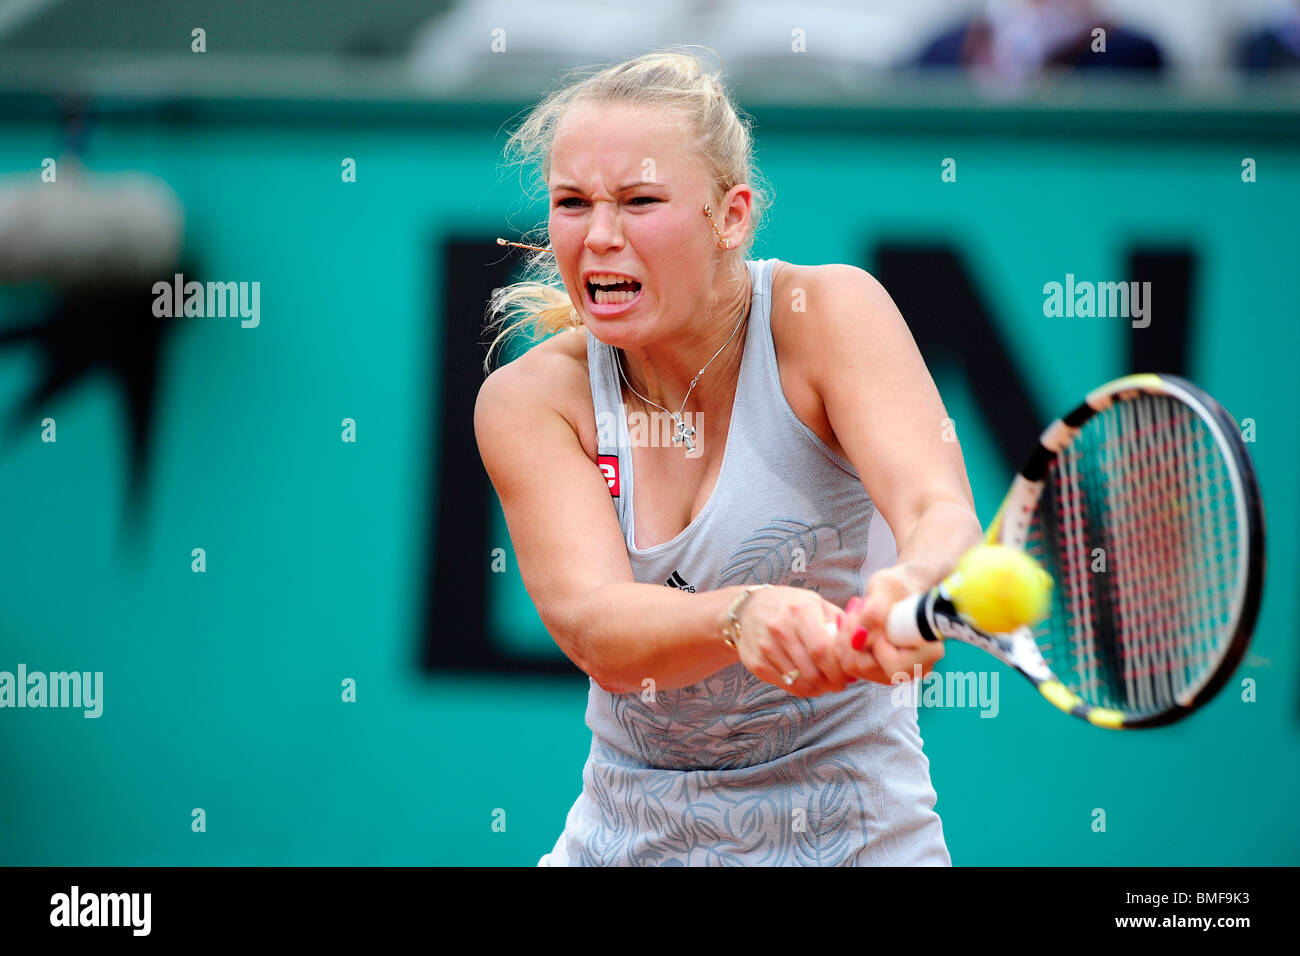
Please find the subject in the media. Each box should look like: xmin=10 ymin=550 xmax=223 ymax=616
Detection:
xmin=598 ymin=455 xmax=620 ymax=497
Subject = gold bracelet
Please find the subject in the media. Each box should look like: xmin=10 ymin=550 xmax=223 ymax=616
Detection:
xmin=721 ymin=584 xmax=772 ymax=651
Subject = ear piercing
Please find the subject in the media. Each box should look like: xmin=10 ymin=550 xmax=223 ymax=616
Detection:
xmin=702 ymin=203 xmax=731 ymax=250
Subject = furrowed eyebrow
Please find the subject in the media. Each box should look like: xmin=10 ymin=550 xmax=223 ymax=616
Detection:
xmin=549 ymin=181 xmax=667 ymax=194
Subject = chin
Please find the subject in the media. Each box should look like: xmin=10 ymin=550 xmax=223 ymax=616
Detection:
xmin=582 ymin=315 xmax=651 ymax=349
xmin=579 ymin=297 xmax=660 ymax=344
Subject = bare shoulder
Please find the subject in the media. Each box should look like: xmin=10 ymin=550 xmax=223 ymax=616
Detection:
xmin=770 ymin=261 xmax=897 ymax=336
xmin=768 ymin=261 xmax=906 ymax=386
xmin=479 ymin=326 xmax=590 ymax=405
xmin=474 ymin=328 xmax=599 ymax=462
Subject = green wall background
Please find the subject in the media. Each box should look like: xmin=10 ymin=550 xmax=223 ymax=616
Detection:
xmin=0 ymin=95 xmax=1296 ymax=865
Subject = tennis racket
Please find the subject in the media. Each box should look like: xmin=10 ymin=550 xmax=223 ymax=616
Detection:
xmin=886 ymin=373 xmax=1265 ymax=729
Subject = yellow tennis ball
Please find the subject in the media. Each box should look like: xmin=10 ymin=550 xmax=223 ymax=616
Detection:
xmin=948 ymin=544 xmax=1053 ymax=633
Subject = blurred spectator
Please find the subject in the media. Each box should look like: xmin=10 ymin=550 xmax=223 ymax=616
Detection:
xmin=1238 ymin=1 xmax=1300 ymax=72
xmin=915 ymin=0 xmax=1164 ymax=83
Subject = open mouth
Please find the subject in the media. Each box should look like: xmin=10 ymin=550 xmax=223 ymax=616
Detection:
xmin=586 ymin=273 xmax=642 ymax=307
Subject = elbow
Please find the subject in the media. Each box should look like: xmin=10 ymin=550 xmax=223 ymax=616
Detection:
xmin=591 ymin=672 xmax=629 ymax=695
xmin=940 ymin=500 xmax=985 ymax=552
xmin=953 ymin=500 xmax=985 ymax=541
xmin=585 ymin=653 xmax=647 ymax=697
xmin=898 ymin=495 xmax=978 ymax=541
xmin=568 ymin=650 xmax=631 ymax=696
xmin=572 ymin=637 xmax=632 ymax=696
xmin=543 ymin=591 xmax=631 ymax=695
xmin=925 ymin=496 xmax=982 ymax=534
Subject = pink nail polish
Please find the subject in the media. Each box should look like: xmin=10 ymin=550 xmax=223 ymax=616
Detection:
xmin=851 ymin=627 xmax=868 ymax=651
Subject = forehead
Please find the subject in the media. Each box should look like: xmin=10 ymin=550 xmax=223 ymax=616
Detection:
xmin=548 ymin=100 xmax=705 ymax=186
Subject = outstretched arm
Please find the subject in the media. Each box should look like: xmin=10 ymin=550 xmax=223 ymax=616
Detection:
xmin=802 ymin=265 xmax=984 ymax=682
xmin=475 ymin=346 xmax=843 ymax=694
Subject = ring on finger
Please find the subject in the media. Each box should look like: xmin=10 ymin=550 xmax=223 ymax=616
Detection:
xmin=782 ymin=668 xmax=800 ymax=685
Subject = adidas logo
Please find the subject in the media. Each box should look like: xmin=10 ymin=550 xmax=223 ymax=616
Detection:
xmin=665 ymin=570 xmax=695 ymax=593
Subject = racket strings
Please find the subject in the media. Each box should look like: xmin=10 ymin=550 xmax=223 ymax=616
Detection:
xmin=1026 ymin=393 xmax=1241 ymax=717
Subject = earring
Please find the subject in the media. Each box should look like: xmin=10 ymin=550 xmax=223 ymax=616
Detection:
xmin=702 ymin=204 xmax=731 ymax=250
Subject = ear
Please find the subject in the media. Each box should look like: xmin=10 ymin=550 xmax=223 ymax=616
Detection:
xmin=718 ymin=183 xmax=753 ymax=250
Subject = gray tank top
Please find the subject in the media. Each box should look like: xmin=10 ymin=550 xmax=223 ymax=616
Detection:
xmin=539 ymin=258 xmax=950 ymax=866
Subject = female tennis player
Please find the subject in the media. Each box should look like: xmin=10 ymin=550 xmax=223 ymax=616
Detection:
xmin=474 ymin=48 xmax=983 ymax=866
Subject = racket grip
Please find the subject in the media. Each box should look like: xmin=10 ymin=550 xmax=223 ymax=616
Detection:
xmin=886 ymin=591 xmax=933 ymax=648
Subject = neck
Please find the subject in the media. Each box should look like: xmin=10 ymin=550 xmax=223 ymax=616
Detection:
xmin=617 ymin=261 xmax=752 ymax=416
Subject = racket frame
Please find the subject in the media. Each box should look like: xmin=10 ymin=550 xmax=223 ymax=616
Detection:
xmin=896 ymin=373 xmax=1265 ymax=729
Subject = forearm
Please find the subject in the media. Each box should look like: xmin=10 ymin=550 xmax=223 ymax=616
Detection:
xmin=560 ymin=582 xmax=752 ymax=694
xmin=892 ymin=500 xmax=984 ymax=592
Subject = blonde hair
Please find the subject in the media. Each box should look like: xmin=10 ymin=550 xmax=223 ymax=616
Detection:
xmin=484 ymin=46 xmax=769 ymax=371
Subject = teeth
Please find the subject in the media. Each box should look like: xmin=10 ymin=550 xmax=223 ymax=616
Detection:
xmin=593 ymin=288 xmax=638 ymax=305
xmin=589 ymin=273 xmax=638 ymax=286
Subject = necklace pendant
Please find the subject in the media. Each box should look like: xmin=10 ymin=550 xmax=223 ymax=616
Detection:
xmin=672 ymin=418 xmax=696 ymax=453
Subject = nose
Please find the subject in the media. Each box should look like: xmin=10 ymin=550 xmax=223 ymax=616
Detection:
xmin=583 ymin=200 xmax=624 ymax=254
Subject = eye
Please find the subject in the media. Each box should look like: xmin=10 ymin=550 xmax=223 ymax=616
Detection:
xmin=554 ymin=197 xmax=587 ymax=209
xmin=629 ymin=196 xmax=661 ymax=206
